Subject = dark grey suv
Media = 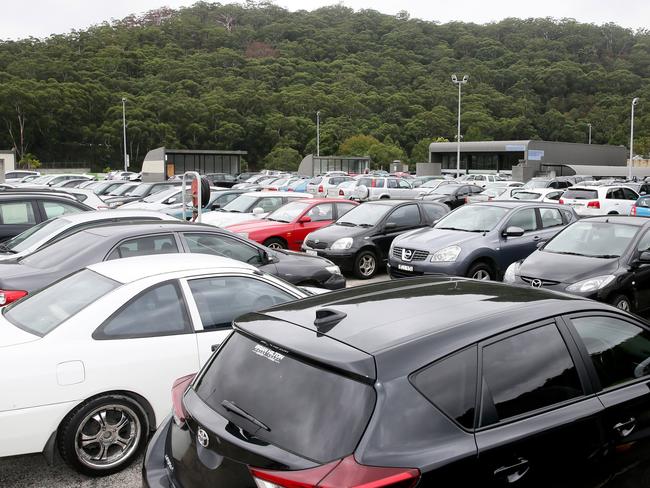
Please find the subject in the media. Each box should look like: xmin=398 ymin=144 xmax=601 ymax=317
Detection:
xmin=389 ymin=201 xmax=577 ymax=280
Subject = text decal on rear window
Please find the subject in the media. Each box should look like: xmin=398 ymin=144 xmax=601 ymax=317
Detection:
xmin=253 ymin=344 xmax=285 ymax=363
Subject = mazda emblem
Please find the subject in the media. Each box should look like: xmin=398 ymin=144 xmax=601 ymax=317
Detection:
xmin=531 ymin=279 xmax=543 ymax=289
xmin=402 ymin=249 xmax=414 ymax=262
xmin=197 ymin=427 xmax=209 ymax=448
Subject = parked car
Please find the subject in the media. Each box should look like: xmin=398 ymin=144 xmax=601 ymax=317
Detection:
xmin=466 ymin=187 xmax=512 ymax=203
xmin=51 ymin=178 xmax=94 ymax=189
xmin=146 ymin=277 xmax=650 ymax=487
xmin=0 ymin=221 xmax=344 ymax=305
xmin=510 ymin=187 xmax=565 ymax=202
xmin=105 ymin=182 xmax=139 ymax=197
xmin=631 ymin=195 xmax=650 ymax=217
xmin=414 ymin=178 xmax=457 ymax=198
xmin=0 ymin=192 xmax=91 ymax=242
xmin=420 ymin=183 xmax=484 ymax=209
xmin=285 ymin=178 xmax=309 ymax=193
xmin=203 ymin=173 xmax=237 ymax=188
xmin=559 ymin=186 xmax=639 ymax=216
xmin=83 ymin=180 xmax=130 ymax=196
xmin=107 ymin=171 xmax=140 ymax=181
xmin=102 ymin=181 xmax=182 ymax=209
xmin=161 ymin=189 xmax=248 ymax=220
xmin=523 ymin=176 xmax=574 ymax=190
xmin=260 ymin=176 xmax=302 ymax=191
xmin=201 ymin=191 xmax=313 ymax=228
xmin=62 ymin=188 xmax=109 ymax=209
xmin=120 ymin=187 xmax=195 ymax=211
xmin=4 ymin=170 xmax=39 ymax=183
xmin=411 ymin=175 xmax=446 ymax=188
xmin=504 ymin=216 xmax=650 ymax=312
xmin=352 ymin=176 xmax=421 ymax=201
xmin=0 ymin=210 xmax=176 ymax=262
xmin=306 ymin=175 xmax=355 ymax=197
xmin=619 ymin=181 xmax=650 ymax=196
xmin=16 ymin=174 xmax=94 ymax=187
xmin=236 ymin=171 xmax=259 ymax=182
xmin=389 ymin=202 xmax=578 ymax=280
xmin=462 ymin=173 xmax=506 ymax=188
xmin=326 ymin=179 xmax=357 ymax=199
xmin=302 ymin=200 xmax=449 ymax=278
xmin=227 ymin=199 xmax=358 ymax=250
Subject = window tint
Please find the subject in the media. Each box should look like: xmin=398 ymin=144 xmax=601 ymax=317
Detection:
xmin=540 ymin=208 xmax=564 ymax=228
xmin=546 ymin=191 xmax=563 ymax=201
xmin=411 ymin=347 xmax=477 ymax=429
xmin=387 ymin=204 xmax=420 ymax=228
xmin=622 ymin=188 xmax=639 ymax=200
xmin=572 ymin=316 xmax=650 ymax=389
xmin=638 ymin=230 xmax=650 ymax=252
xmin=398 ymin=179 xmax=411 ymax=189
xmin=96 ymin=283 xmax=190 ymax=339
xmin=305 ymin=203 xmax=333 ymax=222
xmin=422 ymin=203 xmax=448 ymax=221
xmin=42 ymin=200 xmax=83 ymax=219
xmin=387 ymin=179 xmax=398 ymax=189
xmin=107 ymin=234 xmax=178 ymax=260
xmin=183 ymin=232 xmax=262 ymax=265
xmin=481 ymin=324 xmax=583 ymax=425
xmin=0 ymin=201 xmax=36 ymax=225
xmin=607 ymin=188 xmax=625 ymax=200
xmin=188 ymin=276 xmax=295 ymax=330
xmin=335 ymin=202 xmax=356 ymax=218
xmin=506 ymin=208 xmax=537 ymax=232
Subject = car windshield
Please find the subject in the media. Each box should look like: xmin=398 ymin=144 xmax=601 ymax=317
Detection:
xmin=109 ymin=184 xmax=135 ymax=196
xmin=544 ymin=221 xmax=639 ymax=258
xmin=523 ymin=180 xmax=552 ymax=189
xmin=28 ymin=175 xmax=54 ymax=184
xmin=142 ymin=187 xmax=182 ymax=203
xmin=435 ymin=205 xmax=508 ymax=232
xmin=2 ymin=217 xmax=71 ymax=253
xmin=512 ymin=191 xmax=541 ymax=200
xmin=129 ymin=183 xmax=155 ymax=197
xmin=339 ymin=180 xmax=356 ymax=189
xmin=483 ymin=188 xmax=506 ymax=198
xmin=337 ymin=204 xmax=390 ymax=227
xmin=3 ymin=269 xmax=119 ymax=336
xmin=270 ymin=178 xmax=290 ymax=187
xmin=432 ymin=185 xmax=458 ymax=195
xmin=222 ymin=195 xmax=258 ymax=213
xmin=638 ymin=198 xmax=650 ymax=208
xmin=267 ymin=201 xmax=311 ymax=223
xmin=420 ymin=180 xmax=444 ymax=189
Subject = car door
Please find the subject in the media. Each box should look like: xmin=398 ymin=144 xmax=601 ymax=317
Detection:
xmin=180 ymin=273 xmax=301 ymax=365
xmin=0 ymin=200 xmax=38 ymax=241
xmin=397 ymin=178 xmax=415 ymax=198
xmin=498 ymin=207 xmax=542 ymax=269
xmin=537 ymin=207 xmax=567 ymax=243
xmin=564 ymin=313 xmax=650 ymax=484
xmin=375 ymin=204 xmax=423 ymax=261
xmin=621 ymin=187 xmax=640 ymax=214
xmin=475 ymin=321 xmax=607 ymax=488
xmin=605 ymin=188 xmax=626 ymax=214
xmin=291 ymin=203 xmax=335 ymax=248
xmin=629 ymin=229 xmax=650 ymax=312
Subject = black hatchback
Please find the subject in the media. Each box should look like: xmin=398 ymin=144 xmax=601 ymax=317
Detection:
xmin=144 ymin=278 xmax=650 ymax=487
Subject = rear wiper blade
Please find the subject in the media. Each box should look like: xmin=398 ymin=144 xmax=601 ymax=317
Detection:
xmin=221 ymin=400 xmax=271 ymax=432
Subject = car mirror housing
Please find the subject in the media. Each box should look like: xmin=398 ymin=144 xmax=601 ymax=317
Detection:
xmin=211 ymin=203 xmax=221 ymax=210
xmin=503 ymin=226 xmax=525 ymax=238
xmin=252 ymin=207 xmax=265 ymax=215
xmin=384 ymin=222 xmax=397 ymax=231
xmin=298 ymin=215 xmax=312 ymax=224
xmin=536 ymin=240 xmax=547 ymax=249
xmin=639 ymin=251 xmax=650 ymax=263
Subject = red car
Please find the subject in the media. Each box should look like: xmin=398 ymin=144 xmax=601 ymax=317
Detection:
xmin=226 ymin=198 xmax=358 ymax=251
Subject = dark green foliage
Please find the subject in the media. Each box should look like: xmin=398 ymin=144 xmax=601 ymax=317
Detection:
xmin=0 ymin=4 xmax=648 ymax=171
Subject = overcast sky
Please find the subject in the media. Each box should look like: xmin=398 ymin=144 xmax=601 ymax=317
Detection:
xmin=1 ymin=0 xmax=648 ymax=40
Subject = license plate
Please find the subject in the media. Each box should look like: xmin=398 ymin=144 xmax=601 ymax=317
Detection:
xmin=398 ymin=264 xmax=414 ymax=272
xmin=569 ymin=202 xmax=584 ymax=206
xmin=305 ymin=250 xmax=318 ymax=256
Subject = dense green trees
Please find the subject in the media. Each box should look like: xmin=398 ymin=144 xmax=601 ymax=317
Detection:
xmin=0 ymin=3 xmax=648 ymax=171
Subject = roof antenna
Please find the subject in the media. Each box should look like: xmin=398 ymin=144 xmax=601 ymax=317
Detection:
xmin=314 ymin=308 xmax=347 ymax=334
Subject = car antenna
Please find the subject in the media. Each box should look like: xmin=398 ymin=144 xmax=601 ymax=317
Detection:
xmin=314 ymin=308 xmax=347 ymax=335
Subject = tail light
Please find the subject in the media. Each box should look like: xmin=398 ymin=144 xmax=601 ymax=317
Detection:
xmin=587 ymin=200 xmax=600 ymax=209
xmin=250 ymin=455 xmax=420 ymax=488
xmin=465 ymin=197 xmax=469 ymax=204
xmin=0 ymin=290 xmax=27 ymax=306
xmin=287 ymin=188 xmax=294 ymax=192
xmin=318 ymin=185 xmax=324 ymax=194
xmin=558 ymin=198 xmax=564 ymax=204
xmin=631 ymin=206 xmax=637 ymax=216
xmin=172 ymin=373 xmax=196 ymax=426
xmin=339 ymin=189 xmax=344 ymax=196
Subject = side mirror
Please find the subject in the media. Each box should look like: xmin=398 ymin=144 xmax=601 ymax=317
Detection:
xmin=166 ymin=197 xmax=177 ymax=204
xmin=503 ymin=226 xmax=525 ymax=238
xmin=298 ymin=215 xmax=312 ymax=223
xmin=252 ymin=207 xmax=265 ymax=215
xmin=536 ymin=240 xmax=547 ymax=249
xmin=211 ymin=203 xmax=221 ymax=210
xmin=640 ymin=251 xmax=650 ymax=263
xmin=384 ymin=222 xmax=397 ymax=232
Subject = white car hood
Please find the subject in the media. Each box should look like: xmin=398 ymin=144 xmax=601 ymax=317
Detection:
xmin=201 ymin=211 xmax=268 ymax=227
xmin=120 ymin=201 xmax=168 ymax=211
xmin=0 ymin=317 xmax=39 ymax=348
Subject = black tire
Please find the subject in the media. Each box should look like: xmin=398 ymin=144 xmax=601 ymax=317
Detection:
xmin=57 ymin=394 xmax=149 ymax=477
xmin=611 ymin=294 xmax=633 ymax=312
xmin=379 ymin=195 xmax=390 ymax=199
xmin=608 ymin=211 xmax=619 ymax=215
xmin=467 ymin=261 xmax=494 ymax=281
xmin=199 ymin=176 xmax=211 ymax=205
xmin=354 ymin=250 xmax=378 ymax=279
xmin=263 ymin=237 xmax=287 ymax=250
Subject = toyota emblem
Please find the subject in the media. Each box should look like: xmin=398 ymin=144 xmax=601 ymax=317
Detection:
xmin=197 ymin=427 xmax=209 ymax=448
xmin=531 ymin=279 xmax=543 ymax=289
xmin=402 ymin=249 xmax=414 ymax=262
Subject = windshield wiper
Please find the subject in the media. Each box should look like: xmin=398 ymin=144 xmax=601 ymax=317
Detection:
xmin=0 ymin=243 xmax=16 ymax=253
xmin=548 ymin=251 xmax=585 ymax=257
xmin=221 ymin=400 xmax=270 ymax=432
xmin=358 ymin=223 xmax=374 ymax=227
xmin=436 ymin=227 xmax=467 ymax=231
xmin=587 ymin=254 xmax=620 ymax=259
xmin=337 ymin=221 xmax=357 ymax=227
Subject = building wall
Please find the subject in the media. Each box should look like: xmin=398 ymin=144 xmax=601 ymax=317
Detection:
xmin=0 ymin=150 xmax=16 ymax=174
xmin=141 ymin=147 xmax=245 ymax=182
xmin=298 ymin=154 xmax=371 ymax=176
xmin=528 ymin=141 xmax=627 ymax=166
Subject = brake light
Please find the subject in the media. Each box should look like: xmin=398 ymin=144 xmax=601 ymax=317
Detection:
xmin=587 ymin=200 xmax=600 ymax=209
xmin=632 ymin=206 xmax=637 ymax=216
xmin=171 ymin=373 xmax=195 ymax=426
xmin=250 ymin=455 xmax=420 ymax=488
xmin=558 ymin=198 xmax=564 ymax=204
xmin=0 ymin=290 xmax=27 ymax=306
xmin=339 ymin=189 xmax=344 ymax=196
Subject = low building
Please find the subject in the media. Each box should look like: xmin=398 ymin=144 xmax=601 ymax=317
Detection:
xmin=298 ymin=154 xmax=370 ymax=176
xmin=141 ymin=147 xmax=247 ymax=182
xmin=0 ymin=149 xmax=16 ymax=174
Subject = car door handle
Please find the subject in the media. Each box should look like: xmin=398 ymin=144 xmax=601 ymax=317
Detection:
xmin=494 ymin=458 xmax=530 ymax=483
xmin=614 ymin=417 xmax=636 ymax=437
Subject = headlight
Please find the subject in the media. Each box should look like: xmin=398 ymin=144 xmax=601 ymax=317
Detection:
xmin=326 ymin=265 xmax=341 ymax=275
xmin=566 ymin=275 xmax=616 ymax=293
xmin=331 ymin=237 xmax=353 ymax=250
xmin=237 ymin=232 xmax=249 ymax=239
xmin=503 ymin=261 xmax=521 ymax=283
xmin=431 ymin=245 xmax=461 ymax=262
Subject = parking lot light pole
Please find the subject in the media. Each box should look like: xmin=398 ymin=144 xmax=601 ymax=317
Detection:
xmin=630 ymin=98 xmax=640 ymax=180
xmin=588 ymin=123 xmax=592 ymax=144
xmin=451 ymin=74 xmax=468 ymax=178
xmin=316 ymin=110 xmax=321 ymax=157
xmin=122 ymin=97 xmax=128 ymax=172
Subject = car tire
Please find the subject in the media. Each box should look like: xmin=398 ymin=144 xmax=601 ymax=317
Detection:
xmin=611 ymin=294 xmax=633 ymax=312
xmin=608 ymin=211 xmax=619 ymax=215
xmin=467 ymin=261 xmax=494 ymax=281
xmin=354 ymin=250 xmax=378 ymax=279
xmin=57 ymin=394 xmax=149 ymax=477
xmin=379 ymin=195 xmax=390 ymax=199
xmin=264 ymin=237 xmax=287 ymax=250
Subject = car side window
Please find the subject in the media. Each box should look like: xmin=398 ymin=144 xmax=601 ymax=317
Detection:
xmin=386 ymin=204 xmax=421 ymax=228
xmin=188 ymin=276 xmax=295 ymax=330
xmin=94 ymin=282 xmax=190 ymax=339
xmin=561 ymin=209 xmax=575 ymax=223
xmin=607 ymin=188 xmax=625 ymax=200
xmin=107 ymin=234 xmax=178 ymax=260
xmin=421 ymin=203 xmax=448 ymax=221
xmin=183 ymin=232 xmax=262 ymax=265
xmin=0 ymin=201 xmax=36 ymax=225
xmin=374 ymin=179 xmax=385 ymax=188
xmin=387 ymin=179 xmax=398 ymax=189
xmin=546 ymin=191 xmax=562 ymax=201
xmin=457 ymin=186 xmax=469 ymax=197
xmin=217 ymin=193 xmax=240 ymax=206
xmin=42 ymin=200 xmax=84 ymax=219
xmin=306 ymin=203 xmax=333 ymax=222
xmin=398 ymin=179 xmax=411 ymax=189
xmin=335 ymin=203 xmax=356 ymax=219
xmin=480 ymin=324 xmax=583 ymax=426
xmin=571 ymin=316 xmax=650 ymax=389
xmin=540 ymin=208 xmax=564 ymax=228
xmin=622 ymin=188 xmax=639 ymax=200
xmin=638 ymin=230 xmax=650 ymax=252
xmin=506 ymin=208 xmax=537 ymax=232
xmin=410 ymin=346 xmax=477 ymax=429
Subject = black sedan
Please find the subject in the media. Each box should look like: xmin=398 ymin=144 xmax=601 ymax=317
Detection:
xmin=0 ymin=221 xmax=345 ymax=305
xmin=504 ymin=216 xmax=650 ymax=312
xmin=421 ymin=183 xmax=484 ymax=209
xmin=145 ymin=277 xmax=650 ymax=487
xmin=302 ymin=200 xmax=449 ymax=279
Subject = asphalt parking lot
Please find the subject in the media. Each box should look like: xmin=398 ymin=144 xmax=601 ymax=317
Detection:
xmin=0 ymin=271 xmax=390 ymax=488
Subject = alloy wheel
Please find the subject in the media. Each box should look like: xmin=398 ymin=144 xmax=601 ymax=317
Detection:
xmin=266 ymin=242 xmax=284 ymax=250
xmin=616 ymin=299 xmax=631 ymax=311
xmin=359 ymin=255 xmax=376 ymax=277
xmin=472 ymin=269 xmax=491 ymax=280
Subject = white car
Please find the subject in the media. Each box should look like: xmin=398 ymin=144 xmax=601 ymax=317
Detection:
xmin=509 ymin=187 xmax=565 ymax=203
xmin=201 ymin=191 xmax=312 ymax=227
xmin=306 ymin=175 xmax=354 ymax=197
xmin=559 ymin=185 xmax=640 ymax=216
xmin=461 ymin=174 xmax=506 ymax=188
xmin=4 ymin=170 xmax=40 ymax=183
xmin=0 ymin=210 xmax=176 ymax=262
xmin=326 ymin=179 xmax=357 ymax=199
xmin=15 ymin=174 xmax=94 ymax=188
xmin=62 ymin=188 xmax=109 ymax=209
xmin=415 ymin=178 xmax=457 ymax=198
xmin=0 ymin=254 xmax=310 ymax=475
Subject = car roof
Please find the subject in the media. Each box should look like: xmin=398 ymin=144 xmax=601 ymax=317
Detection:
xmin=474 ymin=200 xmax=562 ymax=208
xmin=88 ymin=253 xmax=256 ymax=284
xmin=49 ymin=209 xmax=177 ymax=223
xmin=80 ymin=221 xmax=218 ymax=238
xmin=244 ymin=191 xmax=313 ymax=197
xmin=581 ymin=215 xmax=650 ymax=226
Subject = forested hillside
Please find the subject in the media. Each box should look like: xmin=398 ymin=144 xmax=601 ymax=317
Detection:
xmin=0 ymin=1 xmax=649 ymax=170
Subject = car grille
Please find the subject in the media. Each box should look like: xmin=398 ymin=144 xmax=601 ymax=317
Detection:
xmin=392 ymin=247 xmax=429 ymax=261
xmin=305 ymin=239 xmax=328 ymax=250
xmin=520 ymin=276 xmax=561 ymax=287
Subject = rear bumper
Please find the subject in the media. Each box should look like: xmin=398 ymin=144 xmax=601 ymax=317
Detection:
xmin=142 ymin=414 xmax=173 ymax=488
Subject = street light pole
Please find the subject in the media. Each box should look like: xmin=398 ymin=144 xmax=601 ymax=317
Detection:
xmin=451 ymin=74 xmax=469 ymax=178
xmin=630 ymin=97 xmax=640 ymax=180
xmin=316 ymin=111 xmax=321 ymax=157
xmin=588 ymin=123 xmax=592 ymax=144
xmin=122 ymin=97 xmax=128 ymax=172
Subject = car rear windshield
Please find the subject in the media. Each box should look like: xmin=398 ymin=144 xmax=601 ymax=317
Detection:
xmin=523 ymin=179 xmax=550 ymax=189
xmin=195 ymin=332 xmax=376 ymax=463
xmin=435 ymin=205 xmax=508 ymax=232
xmin=544 ymin=221 xmax=639 ymax=258
xmin=512 ymin=191 xmax=540 ymax=200
xmin=3 ymin=269 xmax=119 ymax=336
xmin=562 ymin=189 xmax=598 ymax=200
